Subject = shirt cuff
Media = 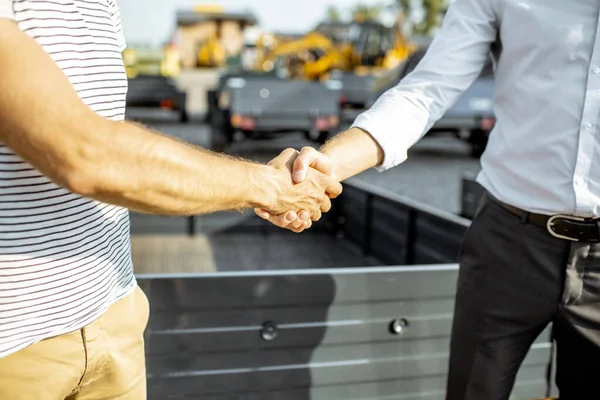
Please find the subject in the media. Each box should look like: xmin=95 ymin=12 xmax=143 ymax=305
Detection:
xmin=0 ymin=1 xmax=14 ymax=20
xmin=350 ymin=110 xmax=408 ymax=172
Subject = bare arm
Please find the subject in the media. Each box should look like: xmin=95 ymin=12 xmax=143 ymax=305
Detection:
xmin=0 ymin=20 xmax=341 ymax=216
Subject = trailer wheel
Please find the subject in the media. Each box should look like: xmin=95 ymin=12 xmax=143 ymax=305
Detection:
xmin=305 ymin=129 xmax=330 ymax=145
xmin=316 ymin=130 xmax=330 ymax=145
xmin=180 ymin=109 xmax=189 ymax=123
xmin=211 ymin=129 xmax=229 ymax=153
xmin=469 ymin=129 xmax=489 ymax=158
xmin=210 ymin=108 xmax=232 ymax=153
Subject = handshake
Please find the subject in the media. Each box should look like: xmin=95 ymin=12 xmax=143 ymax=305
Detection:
xmin=253 ymin=146 xmax=340 ymax=233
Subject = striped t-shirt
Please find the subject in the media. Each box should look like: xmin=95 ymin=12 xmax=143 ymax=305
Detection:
xmin=0 ymin=0 xmax=135 ymax=358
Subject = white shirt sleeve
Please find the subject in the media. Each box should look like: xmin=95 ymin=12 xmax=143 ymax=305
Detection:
xmin=351 ymin=0 xmax=499 ymax=171
xmin=0 ymin=0 xmax=14 ymax=20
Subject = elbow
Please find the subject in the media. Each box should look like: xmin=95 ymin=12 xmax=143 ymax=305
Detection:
xmin=58 ymin=124 xmax=116 ymax=198
xmin=62 ymin=167 xmax=103 ymax=198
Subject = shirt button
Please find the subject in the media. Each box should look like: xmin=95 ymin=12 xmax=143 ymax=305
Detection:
xmin=595 ymin=67 xmax=600 ymax=73
xmin=586 ymin=123 xmax=594 ymax=130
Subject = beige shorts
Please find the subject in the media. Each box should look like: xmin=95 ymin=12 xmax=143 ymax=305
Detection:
xmin=0 ymin=285 xmax=150 ymax=400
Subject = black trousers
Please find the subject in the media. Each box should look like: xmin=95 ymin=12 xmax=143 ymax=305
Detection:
xmin=446 ymin=191 xmax=600 ymax=400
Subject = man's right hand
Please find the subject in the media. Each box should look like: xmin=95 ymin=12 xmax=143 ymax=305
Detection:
xmin=259 ymin=148 xmax=342 ymax=221
xmin=256 ymin=147 xmax=337 ymax=232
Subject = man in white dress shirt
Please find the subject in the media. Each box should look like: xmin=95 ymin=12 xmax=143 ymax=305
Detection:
xmin=257 ymin=0 xmax=600 ymax=398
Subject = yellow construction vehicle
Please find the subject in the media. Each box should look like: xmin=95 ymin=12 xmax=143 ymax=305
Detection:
xmin=263 ymin=31 xmax=351 ymax=80
xmin=254 ymin=20 xmax=416 ymax=81
xmin=196 ymin=33 xmax=227 ymax=68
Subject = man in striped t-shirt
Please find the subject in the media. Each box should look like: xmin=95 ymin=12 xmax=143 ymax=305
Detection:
xmin=0 ymin=1 xmax=341 ymax=398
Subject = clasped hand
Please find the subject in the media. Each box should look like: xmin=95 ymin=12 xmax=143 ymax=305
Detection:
xmin=256 ymin=147 xmax=336 ymax=233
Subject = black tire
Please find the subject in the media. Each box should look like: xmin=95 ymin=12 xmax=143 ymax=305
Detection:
xmin=210 ymin=108 xmax=232 ymax=153
xmin=316 ymin=130 xmax=330 ymax=145
xmin=304 ymin=129 xmax=330 ymax=145
xmin=469 ymin=129 xmax=489 ymax=158
xmin=211 ymin=129 xmax=229 ymax=153
xmin=179 ymin=109 xmax=189 ymax=123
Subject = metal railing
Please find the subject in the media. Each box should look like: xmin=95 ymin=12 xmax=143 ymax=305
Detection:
xmin=334 ymin=179 xmax=470 ymax=266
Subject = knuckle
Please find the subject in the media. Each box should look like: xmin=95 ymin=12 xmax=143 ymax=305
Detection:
xmin=274 ymin=217 xmax=289 ymax=227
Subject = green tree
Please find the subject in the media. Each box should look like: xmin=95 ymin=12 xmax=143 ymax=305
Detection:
xmin=326 ymin=5 xmax=343 ymax=22
xmin=395 ymin=0 xmax=448 ymax=36
xmin=352 ymin=4 xmax=383 ymax=22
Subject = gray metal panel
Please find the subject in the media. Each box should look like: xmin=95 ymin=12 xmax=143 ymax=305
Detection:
xmin=230 ymin=77 xmax=340 ymax=118
xmin=252 ymin=117 xmax=314 ymax=131
xmin=138 ymin=266 xmax=551 ymax=399
xmin=338 ymin=181 xmax=469 ymax=265
xmin=340 ymin=73 xmax=377 ymax=106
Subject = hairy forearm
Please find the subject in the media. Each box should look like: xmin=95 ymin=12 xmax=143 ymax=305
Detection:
xmin=320 ymin=127 xmax=384 ymax=181
xmin=73 ymin=121 xmax=271 ymax=215
xmin=4 ymin=114 xmax=271 ymax=215
xmin=0 ymin=19 xmax=274 ymax=216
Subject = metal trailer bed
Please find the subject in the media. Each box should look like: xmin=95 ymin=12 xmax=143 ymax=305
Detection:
xmin=130 ymin=180 xmax=555 ymax=399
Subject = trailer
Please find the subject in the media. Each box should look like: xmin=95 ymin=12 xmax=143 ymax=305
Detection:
xmin=130 ymin=179 xmax=555 ymax=399
xmin=207 ymin=72 xmax=342 ymax=152
xmin=125 ymin=75 xmax=189 ymax=123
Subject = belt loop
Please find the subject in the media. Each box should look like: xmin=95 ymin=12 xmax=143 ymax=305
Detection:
xmin=521 ymin=211 xmax=529 ymax=224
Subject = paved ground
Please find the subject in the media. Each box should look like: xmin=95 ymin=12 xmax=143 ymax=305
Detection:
xmin=138 ymin=119 xmax=482 ymax=215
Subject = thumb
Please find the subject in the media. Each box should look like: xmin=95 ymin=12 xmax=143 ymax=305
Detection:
xmin=293 ymin=147 xmax=327 ymax=183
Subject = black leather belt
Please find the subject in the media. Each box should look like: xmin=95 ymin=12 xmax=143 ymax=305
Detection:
xmin=489 ymin=196 xmax=600 ymax=242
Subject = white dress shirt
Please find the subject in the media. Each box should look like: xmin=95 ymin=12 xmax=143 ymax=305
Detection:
xmin=351 ymin=0 xmax=600 ymax=218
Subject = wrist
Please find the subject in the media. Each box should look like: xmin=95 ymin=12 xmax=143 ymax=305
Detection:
xmin=246 ymin=164 xmax=279 ymax=210
xmin=319 ymin=148 xmax=343 ymax=182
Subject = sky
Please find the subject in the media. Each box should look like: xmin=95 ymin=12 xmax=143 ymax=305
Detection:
xmin=118 ymin=0 xmax=383 ymax=46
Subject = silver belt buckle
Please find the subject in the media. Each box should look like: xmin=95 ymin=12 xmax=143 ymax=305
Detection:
xmin=546 ymin=214 xmax=586 ymax=241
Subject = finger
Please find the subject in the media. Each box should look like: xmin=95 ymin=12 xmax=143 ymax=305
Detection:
xmin=290 ymin=210 xmax=310 ymax=229
xmin=255 ymin=208 xmax=295 ymax=224
xmin=319 ymin=196 xmax=332 ymax=214
xmin=265 ymin=211 xmax=298 ymax=229
xmin=254 ymin=208 xmax=270 ymax=219
xmin=291 ymin=219 xmax=312 ymax=233
xmin=322 ymin=176 xmax=343 ymax=198
xmin=311 ymin=209 xmax=322 ymax=222
xmin=270 ymin=147 xmax=299 ymax=167
xmin=292 ymin=147 xmax=331 ymax=183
